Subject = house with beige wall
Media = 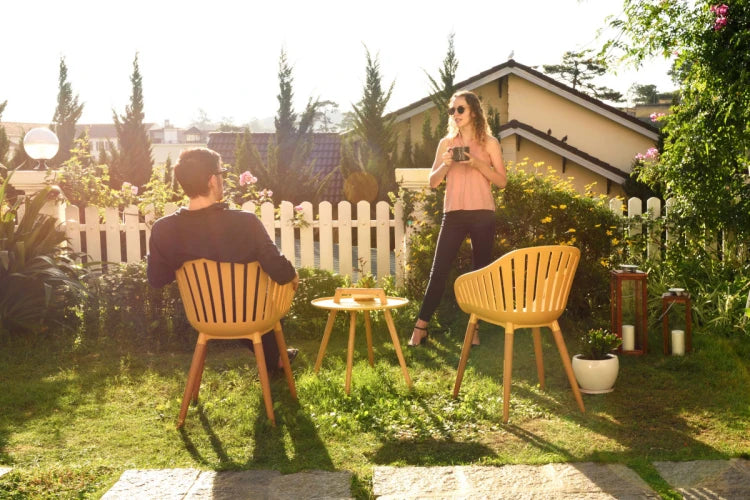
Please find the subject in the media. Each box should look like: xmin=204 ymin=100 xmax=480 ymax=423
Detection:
xmin=392 ymin=59 xmax=660 ymax=197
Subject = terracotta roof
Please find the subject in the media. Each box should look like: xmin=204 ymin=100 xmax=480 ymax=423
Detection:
xmin=391 ymin=59 xmax=659 ymax=139
xmin=207 ymin=132 xmax=344 ymax=202
xmin=498 ymin=119 xmax=628 ymax=184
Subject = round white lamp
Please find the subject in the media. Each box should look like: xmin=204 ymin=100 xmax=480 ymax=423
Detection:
xmin=23 ymin=128 xmax=59 ymax=170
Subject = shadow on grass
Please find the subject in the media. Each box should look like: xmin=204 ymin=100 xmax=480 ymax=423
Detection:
xmin=369 ymin=439 xmax=496 ymax=465
xmin=178 ymin=381 xmax=334 ymax=473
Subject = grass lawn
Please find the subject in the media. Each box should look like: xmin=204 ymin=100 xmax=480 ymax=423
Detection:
xmin=1 ymin=311 xmax=749 ymax=498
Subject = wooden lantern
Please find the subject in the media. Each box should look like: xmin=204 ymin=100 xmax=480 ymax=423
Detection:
xmin=610 ymin=266 xmax=648 ymax=355
xmin=661 ymin=290 xmax=692 ymax=355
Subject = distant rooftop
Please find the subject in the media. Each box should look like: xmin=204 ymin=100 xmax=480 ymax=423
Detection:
xmin=207 ymin=132 xmax=343 ymax=203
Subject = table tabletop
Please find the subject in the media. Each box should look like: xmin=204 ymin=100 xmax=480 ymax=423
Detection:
xmin=311 ymin=296 xmax=408 ymax=311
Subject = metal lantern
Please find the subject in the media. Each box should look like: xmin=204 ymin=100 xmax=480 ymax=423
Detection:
xmin=610 ymin=264 xmax=648 ymax=355
xmin=661 ymin=288 xmax=692 ymax=356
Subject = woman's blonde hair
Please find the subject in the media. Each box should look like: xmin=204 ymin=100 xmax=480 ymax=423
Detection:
xmin=446 ymin=90 xmax=493 ymax=144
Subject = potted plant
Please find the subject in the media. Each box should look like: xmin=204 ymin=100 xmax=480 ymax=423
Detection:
xmin=572 ymin=328 xmax=622 ymax=394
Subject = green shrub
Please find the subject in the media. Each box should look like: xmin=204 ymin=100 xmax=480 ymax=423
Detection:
xmin=79 ymin=261 xmax=192 ymax=351
xmin=0 ymin=175 xmax=87 ymax=337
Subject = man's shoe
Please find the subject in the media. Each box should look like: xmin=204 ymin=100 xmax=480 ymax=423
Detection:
xmin=286 ymin=348 xmax=299 ymax=365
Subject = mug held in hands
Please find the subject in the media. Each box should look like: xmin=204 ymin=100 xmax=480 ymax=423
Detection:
xmin=451 ymin=146 xmax=470 ymax=162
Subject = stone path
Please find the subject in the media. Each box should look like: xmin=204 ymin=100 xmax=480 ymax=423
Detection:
xmin=67 ymin=458 xmax=750 ymax=498
xmin=101 ymin=469 xmax=353 ymax=499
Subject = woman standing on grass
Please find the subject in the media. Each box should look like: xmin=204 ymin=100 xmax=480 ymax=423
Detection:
xmin=408 ymin=90 xmax=506 ymax=347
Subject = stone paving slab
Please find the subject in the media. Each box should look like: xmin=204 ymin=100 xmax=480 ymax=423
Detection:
xmin=102 ymin=468 xmax=352 ymax=500
xmin=0 ymin=467 xmax=11 ymax=478
xmin=373 ymin=463 xmax=659 ymax=499
xmin=653 ymin=458 xmax=750 ymax=500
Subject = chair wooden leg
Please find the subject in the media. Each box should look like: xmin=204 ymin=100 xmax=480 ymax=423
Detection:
xmin=364 ymin=312 xmax=375 ymax=367
xmin=253 ymin=336 xmax=276 ymax=426
xmin=191 ymin=340 xmax=209 ymax=402
xmin=313 ymin=310 xmax=337 ymax=373
xmin=502 ymin=324 xmax=515 ymax=424
xmin=550 ymin=321 xmax=585 ymax=414
xmin=453 ymin=317 xmax=477 ymax=398
xmin=345 ymin=311 xmax=357 ymax=395
xmin=178 ymin=337 xmax=208 ymax=428
xmin=532 ymin=327 xmax=545 ymax=389
xmin=273 ymin=322 xmax=297 ymax=400
xmin=383 ymin=309 xmax=412 ymax=389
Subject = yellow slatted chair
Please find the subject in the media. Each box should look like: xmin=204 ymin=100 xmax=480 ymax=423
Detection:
xmin=452 ymin=245 xmax=585 ymax=423
xmin=175 ymin=258 xmax=297 ymax=427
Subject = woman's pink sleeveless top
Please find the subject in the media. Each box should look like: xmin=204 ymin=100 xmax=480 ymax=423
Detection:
xmin=443 ymin=138 xmax=496 ymax=212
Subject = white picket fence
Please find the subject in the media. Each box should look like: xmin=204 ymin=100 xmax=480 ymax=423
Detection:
xmin=60 ymin=200 xmax=406 ymax=284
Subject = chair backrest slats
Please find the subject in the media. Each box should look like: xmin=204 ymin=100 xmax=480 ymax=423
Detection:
xmin=455 ymin=245 xmax=580 ymax=324
xmin=176 ymin=258 xmax=295 ymax=337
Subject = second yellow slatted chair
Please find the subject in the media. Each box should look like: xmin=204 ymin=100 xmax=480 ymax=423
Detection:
xmin=452 ymin=245 xmax=585 ymax=423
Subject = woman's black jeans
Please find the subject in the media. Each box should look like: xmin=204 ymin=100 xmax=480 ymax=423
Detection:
xmin=418 ymin=209 xmax=496 ymax=322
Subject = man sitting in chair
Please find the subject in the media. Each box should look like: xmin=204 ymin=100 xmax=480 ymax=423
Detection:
xmin=147 ymin=147 xmax=299 ymax=372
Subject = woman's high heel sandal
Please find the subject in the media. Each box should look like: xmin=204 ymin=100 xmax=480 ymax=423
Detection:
xmin=408 ymin=325 xmax=429 ymax=347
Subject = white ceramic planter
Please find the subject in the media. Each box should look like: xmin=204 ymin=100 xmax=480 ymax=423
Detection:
xmin=572 ymin=353 xmax=619 ymax=394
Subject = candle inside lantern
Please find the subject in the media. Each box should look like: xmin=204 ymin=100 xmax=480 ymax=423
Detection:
xmin=671 ymin=329 xmax=685 ymax=356
xmin=622 ymin=324 xmax=635 ymax=351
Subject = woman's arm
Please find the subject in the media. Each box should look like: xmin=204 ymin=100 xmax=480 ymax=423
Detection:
xmin=428 ymin=138 xmax=453 ymax=188
xmin=468 ymin=137 xmax=506 ymax=188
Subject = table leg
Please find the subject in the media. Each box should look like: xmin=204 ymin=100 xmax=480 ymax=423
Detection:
xmin=364 ymin=312 xmax=375 ymax=367
xmin=345 ymin=311 xmax=357 ymax=394
xmin=314 ymin=310 xmax=338 ymax=373
xmin=383 ymin=309 xmax=413 ymax=389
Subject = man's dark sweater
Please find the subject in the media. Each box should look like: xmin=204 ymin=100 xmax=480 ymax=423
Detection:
xmin=147 ymin=203 xmax=296 ymax=367
xmin=147 ymin=203 xmax=296 ymax=288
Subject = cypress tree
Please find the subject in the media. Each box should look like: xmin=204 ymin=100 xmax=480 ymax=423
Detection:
xmin=0 ymin=101 xmax=9 ymax=166
xmin=341 ymin=46 xmax=397 ymax=200
xmin=111 ymin=53 xmax=153 ymax=188
xmin=51 ymin=57 xmax=84 ymax=167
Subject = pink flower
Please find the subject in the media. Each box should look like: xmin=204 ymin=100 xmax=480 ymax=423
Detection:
xmin=645 ymin=147 xmax=659 ymax=160
xmin=294 ymin=205 xmax=304 ymax=212
xmin=131 ymin=186 xmax=139 ymax=196
xmin=650 ymin=112 xmax=666 ymax=122
xmin=714 ymin=16 xmax=728 ymax=30
xmin=716 ymin=4 xmax=729 ymax=17
xmin=261 ymin=189 xmax=273 ymax=198
xmin=239 ymin=171 xmax=257 ymax=186
xmin=635 ymin=153 xmax=646 ymax=161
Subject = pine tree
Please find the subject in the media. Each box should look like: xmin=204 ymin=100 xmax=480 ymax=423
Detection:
xmin=10 ymin=127 xmax=32 ymax=169
xmin=111 ymin=53 xmax=153 ymax=188
xmin=236 ymin=50 xmax=330 ymax=204
xmin=274 ymin=49 xmax=297 ymax=171
xmin=543 ymin=50 xmax=624 ymax=102
xmin=426 ymin=32 xmax=459 ymax=133
xmin=0 ymin=101 xmax=9 ymax=166
xmin=51 ymin=57 xmax=84 ymax=167
xmin=340 ymin=47 xmax=398 ymax=200
xmin=411 ymin=33 xmax=460 ymax=168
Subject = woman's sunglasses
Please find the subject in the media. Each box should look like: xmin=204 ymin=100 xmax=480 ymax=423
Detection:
xmin=448 ymin=105 xmax=466 ymax=116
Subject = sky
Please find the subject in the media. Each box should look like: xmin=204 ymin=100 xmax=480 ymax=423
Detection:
xmin=0 ymin=0 xmax=676 ymax=129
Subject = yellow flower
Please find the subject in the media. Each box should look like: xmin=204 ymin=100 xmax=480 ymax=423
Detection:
xmin=566 ymin=228 xmax=576 ymax=233
xmin=541 ymin=216 xmax=552 ymax=224
xmin=606 ymin=230 xmax=613 ymax=236
xmin=595 ymin=223 xmax=601 ymax=228
xmin=611 ymin=238 xmax=620 ymax=245
xmin=558 ymin=204 xmax=567 ymax=209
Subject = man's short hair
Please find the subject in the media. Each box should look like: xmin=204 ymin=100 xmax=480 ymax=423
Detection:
xmin=174 ymin=148 xmax=226 ymax=198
